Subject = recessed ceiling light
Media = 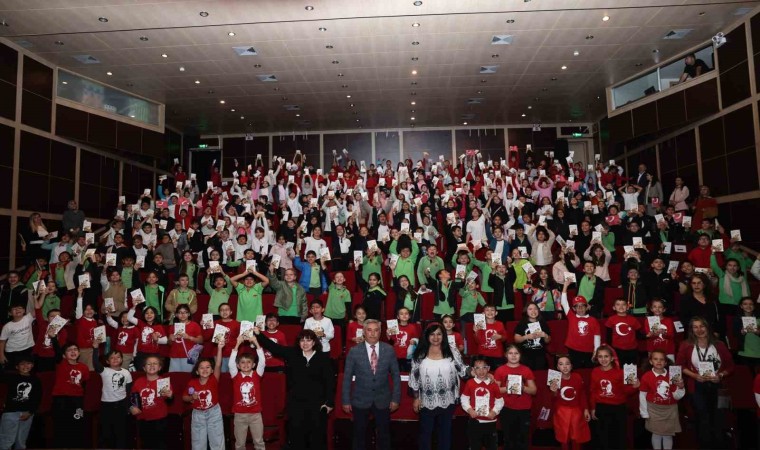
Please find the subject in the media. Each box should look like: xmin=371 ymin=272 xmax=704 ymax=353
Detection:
xmin=179 ymin=66 xmax=186 ymax=72
xmin=318 ymin=27 xmax=327 ymax=32
xmin=240 ymin=116 xmax=245 ymax=119
xmin=506 ymin=19 xmax=515 ymax=24
xmin=699 ymin=11 xmax=706 ymax=16
xmin=521 ymin=113 xmax=526 ymax=117
xmin=652 ymin=49 xmax=659 ymax=53
xmin=412 ymin=22 xmax=420 ymax=27
xmin=492 ymin=54 xmax=499 ymax=58
xmin=597 ymin=96 xmax=601 ymax=99
xmin=230 ymin=108 xmax=235 ymax=112
xmin=410 ymin=117 xmax=415 ymax=120
xmin=337 ymin=73 xmax=344 ymax=77
xmin=411 ymin=70 xmax=418 ymax=75
xmin=561 ymin=65 xmax=567 ymax=70
xmin=332 ymin=60 xmax=340 ymax=64
xmin=194 ymin=80 xmax=200 ymax=84
xmin=129 ymin=114 xmax=135 ymax=118
xmin=346 ymin=94 xmax=352 ymax=98
xmin=463 ymin=121 xmax=468 ymax=125
xmin=411 ymin=57 xmax=419 ymax=61
xmin=411 ymin=110 xmax=416 ymax=113
xmin=349 ymin=103 xmax=355 ymax=107
xmin=199 ymin=11 xmax=209 ymax=17
xmin=161 ymin=53 xmax=168 ymax=58
xmin=550 ymin=77 xmax=557 ymax=81
xmin=55 ymin=41 xmax=64 ymax=45
xmin=585 ymin=35 xmax=594 ymax=40
xmin=528 ymin=105 xmax=532 ymax=109
xmin=480 ymin=79 xmax=487 ymax=83
xmin=412 ymin=41 xmax=420 ymax=45
xmin=413 ymin=1 xmax=422 ymax=5
xmin=106 ymin=71 xmax=113 ymax=76
xmin=139 ymin=36 xmax=149 ymax=42
xmin=477 ymin=90 xmax=483 ymax=94
xmin=573 ymin=50 xmax=579 ymax=56
xmin=356 ymin=119 xmax=360 ymax=122
xmin=228 ymin=32 xmax=236 ymax=36
xmin=411 ymin=101 xmax=416 ymax=105
xmin=207 ymin=90 xmax=214 ymax=94
xmin=305 ymin=6 xmax=314 ymax=11
xmin=296 ymin=113 xmax=301 ymax=117
xmin=411 ymin=92 xmax=417 ymax=96
xmin=98 ymin=17 xmax=109 ymax=23
xmin=602 ymin=15 xmax=610 ymax=21
xmin=326 ymin=44 xmax=334 ymax=49
xmin=341 ymin=84 xmax=348 ymax=88
xmin=61 ymin=81 xmax=68 ymax=85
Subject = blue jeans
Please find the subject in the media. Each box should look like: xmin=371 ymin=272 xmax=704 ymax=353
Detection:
xmin=418 ymin=404 xmax=455 ymax=450
xmin=0 ymin=412 xmax=34 ymax=449
xmin=191 ymin=404 xmax=224 ymax=450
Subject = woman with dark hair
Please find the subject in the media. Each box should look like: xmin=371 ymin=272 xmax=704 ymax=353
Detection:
xmin=678 ymin=272 xmax=723 ymax=337
xmin=676 ymin=317 xmax=735 ymax=449
xmin=409 ymin=323 xmax=470 ymax=450
xmin=691 ymin=185 xmax=717 ymax=232
xmin=644 ymin=173 xmax=664 ymax=216
xmin=253 ymin=327 xmax=334 ymax=449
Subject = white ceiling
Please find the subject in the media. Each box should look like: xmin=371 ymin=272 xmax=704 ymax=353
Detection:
xmin=0 ymin=0 xmax=757 ymax=134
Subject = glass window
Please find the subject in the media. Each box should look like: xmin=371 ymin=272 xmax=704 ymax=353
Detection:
xmin=56 ymin=70 xmax=161 ymax=126
xmin=659 ymin=46 xmax=714 ymax=91
xmin=612 ymin=70 xmax=659 ymax=109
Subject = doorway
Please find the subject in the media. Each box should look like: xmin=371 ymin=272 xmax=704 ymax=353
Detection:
xmin=189 ymin=148 xmax=222 ymax=190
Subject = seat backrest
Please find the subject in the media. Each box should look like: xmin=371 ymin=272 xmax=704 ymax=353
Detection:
xmin=329 ymin=325 xmax=343 ymax=359
xmin=546 ymin=320 xmax=568 ymax=354
xmin=280 ymin=324 xmax=303 ymax=345
xmin=218 ymin=372 xmax=234 ymax=414
xmin=83 ymin=372 xmax=103 ymax=412
xmin=167 ymin=372 xmax=192 ymax=415
xmin=261 ymin=372 xmax=286 ymax=425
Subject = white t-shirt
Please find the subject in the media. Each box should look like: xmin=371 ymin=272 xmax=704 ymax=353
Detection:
xmin=99 ymin=367 xmax=133 ymax=402
xmin=303 ymin=237 xmax=327 ymax=257
xmin=466 ymin=216 xmax=487 ymax=243
xmin=303 ymin=317 xmax=335 ymax=352
xmin=0 ymin=314 xmax=35 ymax=352
xmin=622 ymin=192 xmax=639 ymax=212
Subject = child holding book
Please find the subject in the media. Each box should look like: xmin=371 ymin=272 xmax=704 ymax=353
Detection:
xmin=644 ymin=298 xmax=676 ymax=362
xmin=73 ymin=284 xmax=98 ymax=370
xmin=549 ymin=355 xmax=591 ymax=450
xmin=33 ymin=299 xmax=68 ymax=372
xmin=359 ymin=272 xmax=386 ymax=321
xmin=324 ymin=271 xmax=352 ymax=333
xmin=92 ymin=342 xmax=132 ymax=449
xmin=261 ymin=313 xmax=286 ymax=372
xmin=513 ymin=303 xmax=552 ymax=370
xmin=205 ymin=272 xmax=233 ymax=316
xmin=494 ymin=345 xmax=537 ymax=450
xmin=130 ymin=355 xmax=173 ymax=449
xmin=387 ymin=307 xmax=419 ymax=372
xmin=50 ymin=335 xmax=90 ymax=448
xmin=474 ymin=304 xmax=507 ymax=368
xmin=460 ymin=356 xmax=504 ymax=450
xmin=165 ymin=273 xmax=198 ymax=323
xmin=183 ymin=343 xmax=225 ymax=450
xmin=639 ymin=350 xmax=685 ymax=450
xmin=106 ymin=311 xmax=139 ymax=369
xmin=303 ymin=300 xmax=335 ymax=355
xmin=590 ymin=344 xmax=638 ymax=450
xmin=605 ymin=298 xmax=642 ymax=365
xmin=128 ymin=305 xmax=167 ymax=372
xmin=345 ymin=305 xmax=367 ymax=353
xmin=230 ymin=269 xmax=269 ymax=323
xmin=560 ymin=281 xmax=601 ymax=369
xmin=0 ymin=355 xmax=41 ymax=450
xmin=229 ymin=334 xmax=267 ymax=450
xmin=734 ymin=297 xmax=760 ymax=368
xmin=442 ymin=314 xmax=465 ymax=353
xmin=201 ymin=303 xmax=239 ymax=372
xmin=169 ymin=304 xmax=203 ymax=372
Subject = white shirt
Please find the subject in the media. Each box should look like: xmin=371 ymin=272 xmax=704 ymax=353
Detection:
xmin=304 ymin=316 xmax=335 ymax=352
xmin=99 ymin=367 xmax=133 ymax=402
xmin=0 ymin=314 xmax=35 ymax=352
xmin=622 ymin=192 xmax=639 ymax=212
xmin=365 ymin=341 xmax=380 ymax=360
xmin=466 ymin=216 xmax=486 ymax=242
xmin=303 ymin=237 xmax=327 ymax=257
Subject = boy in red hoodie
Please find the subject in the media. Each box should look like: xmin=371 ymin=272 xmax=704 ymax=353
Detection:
xmin=460 ymin=356 xmax=503 ymax=450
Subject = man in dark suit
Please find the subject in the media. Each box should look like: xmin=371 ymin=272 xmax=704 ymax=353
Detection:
xmin=342 ymin=319 xmax=401 ymax=450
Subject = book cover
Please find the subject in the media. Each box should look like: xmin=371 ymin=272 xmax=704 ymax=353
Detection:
xmin=93 ymin=325 xmax=107 ymax=343
xmin=623 ymin=363 xmax=637 ymax=385
xmin=271 ymin=254 xmax=282 ymax=269
xmin=647 ymin=316 xmax=661 ymax=332
xmin=547 ymin=369 xmax=562 ymax=387
xmin=521 ymin=261 xmax=536 ymax=276
xmin=742 ymin=316 xmax=757 ymax=333
xmin=386 ymin=320 xmax=399 ymax=335
xmin=563 ymin=272 xmax=577 ymax=284
xmin=255 ymin=315 xmax=267 ymax=330
xmin=507 ymin=374 xmax=522 ymax=395
xmin=174 ymin=322 xmax=186 ymax=337
xmin=106 ymin=253 xmax=117 ymax=267
xmin=353 ymin=250 xmax=363 ymax=266
xmin=47 ymin=315 xmax=68 ymax=335
xmin=201 ymin=314 xmax=214 ymax=330
xmin=473 ymin=314 xmax=486 ymax=329
xmin=455 ymin=264 xmax=467 ymax=279
xmin=527 ymin=322 xmax=542 ymax=334
xmin=78 ymin=274 xmax=90 ymax=288
xmin=156 ymin=378 xmax=170 ymax=394
xmin=212 ymin=324 xmax=230 ymax=344
xmin=731 ymin=230 xmax=742 ymax=241
xmin=104 ymin=297 xmax=115 ymax=313
xmin=668 ymin=366 xmax=682 ymax=383
xmin=697 ymin=361 xmax=714 ymax=377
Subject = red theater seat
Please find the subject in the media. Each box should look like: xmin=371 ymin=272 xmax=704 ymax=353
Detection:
xmin=261 ymin=372 xmax=287 ymax=443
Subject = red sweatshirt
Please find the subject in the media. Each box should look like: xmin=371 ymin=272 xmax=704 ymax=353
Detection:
xmin=589 ymin=367 xmax=636 ymax=408
xmin=644 ymin=315 xmax=675 ymax=354
xmin=554 ymin=372 xmax=588 ymax=409
xmin=605 ymin=315 xmax=641 ymax=351
xmin=475 ymin=321 xmax=507 ymax=358
xmin=460 ymin=378 xmax=503 ymax=423
xmin=565 ymin=312 xmax=600 ymax=353
xmin=390 ymin=323 xmax=419 ymax=359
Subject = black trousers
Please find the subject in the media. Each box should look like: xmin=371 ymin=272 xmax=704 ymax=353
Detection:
xmin=100 ymin=398 xmax=129 ymax=449
xmin=467 ymin=419 xmax=497 ymax=450
xmin=568 ymin=348 xmax=594 ymax=369
xmin=613 ymin=347 xmax=638 ymax=366
xmin=521 ymin=349 xmax=548 ymax=371
xmin=500 ymin=408 xmax=530 ymax=450
xmin=352 ymin=403 xmax=391 ymax=450
xmin=138 ymin=417 xmax=167 ymax=449
xmin=288 ymin=401 xmax=327 ymax=449
xmin=594 ymin=402 xmax=627 ymax=450
xmin=279 ymin=315 xmax=302 ymax=325
xmin=51 ymin=396 xmax=85 ymax=448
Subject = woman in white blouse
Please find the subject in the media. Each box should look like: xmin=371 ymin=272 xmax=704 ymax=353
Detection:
xmin=410 ymin=323 xmax=470 ymax=450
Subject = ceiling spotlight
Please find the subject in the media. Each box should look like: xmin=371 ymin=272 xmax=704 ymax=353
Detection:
xmin=305 ymin=6 xmax=314 ymax=10
xmin=61 ymin=81 xmax=68 ymax=85
xmin=412 ymin=22 xmax=420 ymax=27
xmin=349 ymin=103 xmax=355 ymax=107
xmin=106 ymin=71 xmax=113 ymax=76
xmin=411 ymin=81 xmax=418 ymax=85
xmin=585 ymin=35 xmax=594 ymax=40
xmin=521 ymin=113 xmax=526 ymax=117
xmin=332 ymin=60 xmax=340 ymax=64
xmin=253 ymin=64 xmax=262 ymax=68
xmin=411 ymin=110 xmax=416 ymax=113
xmin=410 ymin=124 xmax=415 ymax=128
xmin=492 ymin=54 xmax=499 ymax=58
xmin=55 ymin=41 xmax=64 ymax=45
xmin=240 ymin=116 xmax=245 ymax=119
xmin=528 ymin=105 xmax=532 ymax=109
xmin=411 ymin=57 xmax=419 ymax=61
xmin=413 ymin=1 xmax=422 ymax=5
xmin=573 ymin=50 xmax=579 ymax=56
xmin=337 ymin=73 xmax=344 ymax=77
xmin=161 ymin=53 xmax=168 ymax=58
xmin=326 ymin=44 xmax=334 ymax=49
xmin=178 ymin=66 xmax=186 ymax=72
xmin=356 ymin=119 xmax=360 ymax=122
xmin=346 ymin=94 xmax=352 ymax=98
xmin=194 ymin=80 xmax=200 ymax=84
xmin=228 ymin=32 xmax=236 ymax=36
xmin=463 ymin=121 xmax=468 ymax=125
xmin=652 ymin=49 xmax=659 ymax=53
xmin=410 ymin=117 xmax=416 ymax=120
xmin=199 ymin=11 xmax=209 ymax=17
xmin=411 ymin=70 xmax=418 ymax=75
xmin=412 ymin=41 xmax=420 ymax=45
xmin=318 ymin=27 xmax=327 ymax=32
xmin=411 ymin=101 xmax=416 ymax=105
xmin=98 ymin=17 xmax=109 ymax=22
xmin=602 ymin=15 xmax=610 ymax=21
xmin=476 ymin=90 xmax=483 ymax=94
xmin=296 ymin=113 xmax=301 ymax=117
xmin=506 ymin=19 xmax=515 ymax=24
xmin=207 ymin=90 xmax=214 ymax=94
xmin=561 ymin=65 xmax=567 ymax=70
xmin=230 ymin=108 xmax=235 ymax=112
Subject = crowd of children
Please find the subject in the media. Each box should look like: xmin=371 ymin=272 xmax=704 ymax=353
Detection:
xmin=1 ymin=148 xmax=760 ymax=449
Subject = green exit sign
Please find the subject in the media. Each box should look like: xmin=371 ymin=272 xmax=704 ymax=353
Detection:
xmin=572 ymin=132 xmax=583 ymax=138
xmin=198 ymin=144 xmax=208 ymax=148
